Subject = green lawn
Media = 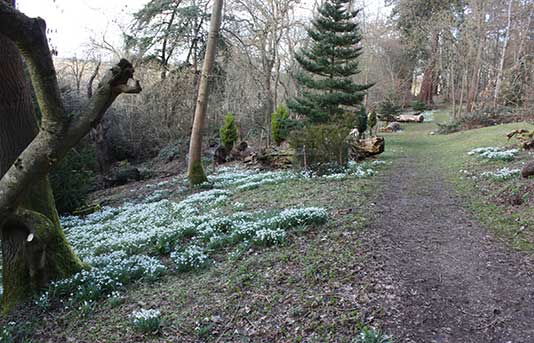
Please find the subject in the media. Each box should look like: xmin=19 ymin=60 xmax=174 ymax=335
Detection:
xmin=384 ymin=110 xmax=534 ymax=250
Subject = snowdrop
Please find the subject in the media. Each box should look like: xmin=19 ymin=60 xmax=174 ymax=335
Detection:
xmin=130 ymin=308 xmax=161 ymax=332
xmin=171 ymin=245 xmax=209 ymax=272
xmin=468 ymin=147 xmax=518 ymax=161
xmin=481 ymin=167 xmax=521 ymax=180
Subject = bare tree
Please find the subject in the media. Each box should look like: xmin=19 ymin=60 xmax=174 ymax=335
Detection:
xmin=0 ymin=2 xmax=141 ymax=310
xmin=493 ymin=0 xmax=513 ymax=107
xmin=188 ymin=0 xmax=224 ymax=185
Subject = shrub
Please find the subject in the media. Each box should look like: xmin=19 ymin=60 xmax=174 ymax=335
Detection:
xmin=130 ymin=309 xmax=161 ymax=333
xmin=411 ymin=100 xmax=427 ymax=112
xmin=367 ymin=111 xmax=377 ymax=136
xmin=271 ymin=105 xmax=290 ymax=145
xmin=436 ymin=121 xmax=461 ymax=134
xmin=50 ymin=144 xmax=96 ymax=214
xmin=289 ymin=124 xmax=351 ymax=174
xmin=158 ymin=139 xmax=184 ymax=162
xmin=219 ymin=113 xmax=238 ymax=149
xmin=377 ymin=99 xmax=401 ymax=121
xmin=354 ymin=107 xmax=368 ymax=138
xmin=438 ymin=106 xmax=529 ymax=135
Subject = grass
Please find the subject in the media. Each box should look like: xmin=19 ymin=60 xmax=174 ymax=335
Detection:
xmin=4 ymin=108 xmax=532 ymax=342
xmin=13 ymin=165 xmax=389 ymax=342
xmin=383 ymin=109 xmax=534 ymax=250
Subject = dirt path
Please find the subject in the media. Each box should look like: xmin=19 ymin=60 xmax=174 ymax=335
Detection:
xmin=365 ymin=150 xmax=534 ymax=342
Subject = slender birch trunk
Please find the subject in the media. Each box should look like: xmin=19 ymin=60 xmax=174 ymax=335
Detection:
xmin=187 ymin=0 xmax=224 ymax=185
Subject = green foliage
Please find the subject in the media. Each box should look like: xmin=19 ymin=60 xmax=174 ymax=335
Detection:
xmin=436 ymin=120 xmax=461 ymax=134
xmin=288 ymin=0 xmax=372 ymax=123
xmin=411 ymin=100 xmax=427 ymax=112
xmin=125 ymin=0 xmax=209 ymax=67
xmin=368 ymin=110 xmax=377 ymax=135
xmin=377 ymin=99 xmax=401 ymax=121
xmin=219 ymin=113 xmax=238 ymax=149
xmin=158 ymin=139 xmax=184 ymax=162
xmin=50 ymin=145 xmax=96 ymax=214
xmin=355 ymin=107 xmax=368 ymax=137
xmin=289 ymin=124 xmax=351 ymax=174
xmin=437 ymin=107 xmax=523 ymax=135
xmin=354 ymin=326 xmax=393 ymax=343
xmin=188 ymin=160 xmax=208 ymax=186
xmin=271 ymin=105 xmax=291 ymax=145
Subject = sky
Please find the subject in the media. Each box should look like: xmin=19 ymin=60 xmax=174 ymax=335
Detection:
xmin=17 ymin=0 xmax=390 ymax=58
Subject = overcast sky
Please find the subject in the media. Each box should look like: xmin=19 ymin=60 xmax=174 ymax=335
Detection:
xmin=17 ymin=0 xmax=389 ymax=58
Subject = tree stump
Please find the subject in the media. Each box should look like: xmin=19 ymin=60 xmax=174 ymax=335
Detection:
xmin=349 ymin=136 xmax=385 ymax=161
xmin=257 ymin=146 xmax=295 ymax=168
xmin=522 ymin=161 xmax=534 ymax=179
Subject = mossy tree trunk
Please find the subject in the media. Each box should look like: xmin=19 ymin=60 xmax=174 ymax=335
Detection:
xmin=0 ymin=17 xmax=85 ymax=312
xmin=187 ymin=0 xmax=224 ymax=185
xmin=0 ymin=2 xmax=141 ymax=312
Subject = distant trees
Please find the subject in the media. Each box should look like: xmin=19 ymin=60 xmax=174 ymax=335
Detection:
xmin=288 ymin=0 xmax=372 ymax=124
xmin=125 ymin=0 xmax=210 ymax=79
xmin=387 ymin=0 xmax=533 ymax=113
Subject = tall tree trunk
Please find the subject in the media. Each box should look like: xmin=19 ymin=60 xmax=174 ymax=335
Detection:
xmin=466 ymin=0 xmax=486 ymax=113
xmin=418 ymin=34 xmax=439 ymax=106
xmin=187 ymin=0 xmax=224 ymax=185
xmin=0 ymin=18 xmax=84 ymax=312
xmin=493 ymin=0 xmax=513 ymax=107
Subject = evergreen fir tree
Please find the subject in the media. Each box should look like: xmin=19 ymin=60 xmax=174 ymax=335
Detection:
xmin=288 ymin=0 xmax=372 ymax=123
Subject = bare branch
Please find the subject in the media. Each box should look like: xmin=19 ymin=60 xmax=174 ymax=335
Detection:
xmin=0 ymin=3 xmax=142 ymax=228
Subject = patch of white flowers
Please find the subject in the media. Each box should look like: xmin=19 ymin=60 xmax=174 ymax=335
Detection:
xmin=34 ymin=162 xmax=382 ymax=309
xmin=209 ymin=161 xmax=383 ymax=191
xmin=481 ymin=167 xmax=521 ymax=181
xmin=130 ymin=308 xmax=161 ymax=333
xmin=468 ymin=147 xmax=518 ymax=161
xmin=171 ymin=245 xmax=209 ymax=271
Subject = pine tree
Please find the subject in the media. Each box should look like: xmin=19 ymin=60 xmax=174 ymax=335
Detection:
xmin=288 ymin=0 xmax=372 ymax=124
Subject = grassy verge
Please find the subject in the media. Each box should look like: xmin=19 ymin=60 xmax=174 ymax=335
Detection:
xmin=384 ymin=109 xmax=534 ymax=250
xmin=4 ymin=160 xmax=391 ymax=342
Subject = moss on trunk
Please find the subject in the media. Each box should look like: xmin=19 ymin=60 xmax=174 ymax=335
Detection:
xmin=1 ymin=178 xmax=86 ymax=313
xmin=188 ymin=160 xmax=208 ymax=185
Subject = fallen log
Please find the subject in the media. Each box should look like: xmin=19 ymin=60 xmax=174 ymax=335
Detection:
xmin=395 ymin=114 xmax=424 ymax=123
xmin=349 ymin=136 xmax=385 ymax=161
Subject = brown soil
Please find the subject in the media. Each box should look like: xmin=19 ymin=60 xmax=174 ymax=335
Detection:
xmin=364 ymin=154 xmax=534 ymax=342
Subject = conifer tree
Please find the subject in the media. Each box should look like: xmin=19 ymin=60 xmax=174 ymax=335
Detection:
xmin=288 ymin=0 xmax=372 ymax=123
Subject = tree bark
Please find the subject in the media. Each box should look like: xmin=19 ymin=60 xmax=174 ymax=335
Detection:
xmin=418 ymin=34 xmax=439 ymax=106
xmin=0 ymin=2 xmax=141 ymax=311
xmin=87 ymin=61 xmax=112 ymax=174
xmin=0 ymin=13 xmax=84 ymax=312
xmin=187 ymin=0 xmax=224 ymax=185
xmin=466 ymin=0 xmax=485 ymax=113
xmin=493 ymin=0 xmax=513 ymax=107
